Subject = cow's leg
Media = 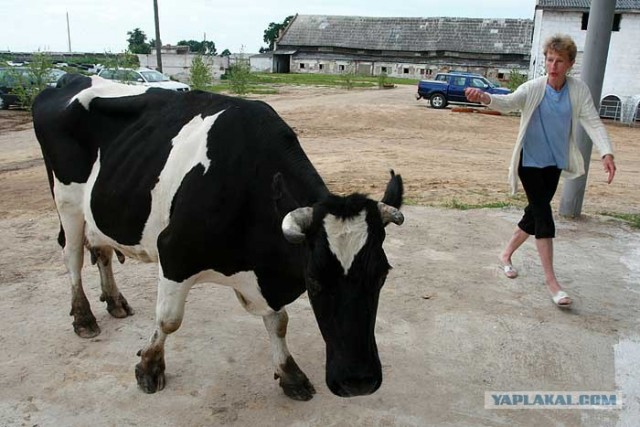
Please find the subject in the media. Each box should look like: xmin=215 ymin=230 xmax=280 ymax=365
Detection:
xmin=262 ymin=309 xmax=316 ymax=401
xmin=89 ymin=246 xmax=133 ymax=318
xmin=58 ymin=212 xmax=100 ymax=338
xmin=135 ymin=277 xmax=194 ymax=393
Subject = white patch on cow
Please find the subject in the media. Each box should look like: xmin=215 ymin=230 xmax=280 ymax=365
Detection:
xmin=70 ymin=75 xmax=149 ymax=110
xmin=140 ymin=112 xmax=223 ymax=250
xmin=52 ymin=176 xmax=87 ymax=285
xmin=323 ymin=210 xmax=369 ymax=275
xmin=195 ymin=270 xmax=274 ymax=316
xmin=53 ymin=111 xmax=226 ymax=265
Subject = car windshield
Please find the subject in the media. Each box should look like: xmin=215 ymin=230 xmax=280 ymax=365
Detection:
xmin=140 ymin=70 xmax=169 ymax=82
xmin=48 ymin=69 xmax=66 ymax=82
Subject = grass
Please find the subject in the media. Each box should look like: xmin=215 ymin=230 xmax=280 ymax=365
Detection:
xmin=443 ymin=199 xmax=516 ymax=210
xmin=598 ymin=212 xmax=640 ymax=229
xmin=203 ymin=72 xmax=419 ymax=94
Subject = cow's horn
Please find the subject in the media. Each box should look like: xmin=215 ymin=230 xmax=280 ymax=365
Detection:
xmin=378 ymin=202 xmax=404 ymax=225
xmin=282 ymin=207 xmax=314 ymax=243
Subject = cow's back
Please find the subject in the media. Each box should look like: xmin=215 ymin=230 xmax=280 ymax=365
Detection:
xmin=33 ymin=76 xmax=323 ymax=270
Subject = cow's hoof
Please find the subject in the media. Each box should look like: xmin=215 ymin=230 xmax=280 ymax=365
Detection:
xmin=135 ymin=358 xmax=165 ymax=393
xmin=101 ymin=293 xmax=134 ymax=318
xmin=280 ymin=377 xmax=316 ymax=401
xmin=276 ymin=356 xmax=316 ymax=400
xmin=72 ymin=316 xmax=101 ymax=338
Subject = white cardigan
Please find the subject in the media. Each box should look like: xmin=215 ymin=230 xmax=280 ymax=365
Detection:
xmin=487 ymin=75 xmax=614 ymax=194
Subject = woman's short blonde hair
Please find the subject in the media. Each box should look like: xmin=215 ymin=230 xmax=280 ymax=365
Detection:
xmin=543 ymin=34 xmax=577 ymax=62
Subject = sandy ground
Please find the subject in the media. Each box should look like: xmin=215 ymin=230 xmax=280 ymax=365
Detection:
xmin=0 ymin=85 xmax=639 ymax=426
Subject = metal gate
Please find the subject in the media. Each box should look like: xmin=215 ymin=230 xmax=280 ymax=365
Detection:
xmin=599 ymin=95 xmax=622 ymax=120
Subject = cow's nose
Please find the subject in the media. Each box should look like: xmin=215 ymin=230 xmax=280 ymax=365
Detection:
xmin=329 ymin=376 xmax=382 ymax=397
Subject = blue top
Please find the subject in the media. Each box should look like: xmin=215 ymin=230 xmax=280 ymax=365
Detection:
xmin=522 ymin=83 xmax=572 ymax=169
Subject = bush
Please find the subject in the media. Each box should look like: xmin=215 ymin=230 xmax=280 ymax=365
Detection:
xmin=5 ymin=53 xmax=55 ymax=110
xmin=377 ymin=72 xmax=388 ymax=89
xmin=189 ymin=55 xmax=213 ymax=90
xmin=227 ymin=61 xmax=252 ymax=95
xmin=340 ymin=66 xmax=356 ymax=90
xmin=507 ymin=69 xmax=528 ymax=92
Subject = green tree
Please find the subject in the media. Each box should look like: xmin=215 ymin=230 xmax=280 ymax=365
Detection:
xmin=127 ymin=28 xmax=151 ymax=54
xmin=507 ymin=69 xmax=528 ymax=91
xmin=227 ymin=49 xmax=252 ymax=95
xmin=220 ymin=49 xmax=231 ymax=57
xmin=102 ymin=51 xmax=140 ymax=69
xmin=262 ymin=15 xmax=294 ymax=51
xmin=177 ymin=40 xmax=216 ymax=55
xmin=189 ymin=55 xmax=213 ymax=90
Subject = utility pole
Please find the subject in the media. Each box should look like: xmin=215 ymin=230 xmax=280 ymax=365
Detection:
xmin=153 ymin=0 xmax=163 ymax=72
xmin=559 ymin=0 xmax=615 ymax=217
xmin=66 ymin=12 xmax=72 ymax=52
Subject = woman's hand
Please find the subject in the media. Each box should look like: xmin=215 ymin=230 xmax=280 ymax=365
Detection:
xmin=602 ymin=154 xmax=616 ymax=184
xmin=464 ymin=88 xmax=490 ymax=104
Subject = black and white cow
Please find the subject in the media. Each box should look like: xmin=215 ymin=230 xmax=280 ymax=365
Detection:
xmin=32 ymin=74 xmax=404 ymax=400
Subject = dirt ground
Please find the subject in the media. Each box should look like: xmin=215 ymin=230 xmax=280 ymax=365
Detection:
xmin=0 ymin=85 xmax=639 ymax=426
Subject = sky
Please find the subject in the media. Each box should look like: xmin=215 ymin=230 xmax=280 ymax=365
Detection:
xmin=1 ymin=0 xmax=537 ymax=55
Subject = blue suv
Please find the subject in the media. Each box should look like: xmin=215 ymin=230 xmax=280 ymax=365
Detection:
xmin=416 ymin=72 xmax=512 ymax=109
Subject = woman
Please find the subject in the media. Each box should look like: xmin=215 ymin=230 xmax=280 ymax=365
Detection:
xmin=465 ymin=34 xmax=616 ymax=308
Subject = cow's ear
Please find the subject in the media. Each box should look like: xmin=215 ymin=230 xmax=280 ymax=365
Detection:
xmin=272 ymin=172 xmax=301 ymax=218
xmin=282 ymin=207 xmax=313 ymax=243
xmin=381 ymin=169 xmax=403 ymax=209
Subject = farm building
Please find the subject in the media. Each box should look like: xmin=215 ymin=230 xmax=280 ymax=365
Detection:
xmin=531 ymin=0 xmax=640 ymax=123
xmin=260 ymin=14 xmax=534 ymax=84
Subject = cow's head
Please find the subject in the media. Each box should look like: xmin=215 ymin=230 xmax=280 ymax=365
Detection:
xmin=281 ymin=171 xmax=403 ymax=397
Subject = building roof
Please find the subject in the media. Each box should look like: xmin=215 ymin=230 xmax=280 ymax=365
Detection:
xmin=536 ymin=0 xmax=640 ymax=11
xmin=277 ymin=15 xmax=534 ymax=55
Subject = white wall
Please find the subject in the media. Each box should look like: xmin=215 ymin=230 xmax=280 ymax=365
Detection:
xmin=137 ymin=53 xmax=228 ymax=81
xmin=250 ymin=56 xmax=272 ymax=72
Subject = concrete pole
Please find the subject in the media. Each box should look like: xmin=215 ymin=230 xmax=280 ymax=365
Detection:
xmin=559 ymin=0 xmax=615 ymax=217
xmin=153 ymin=0 xmax=163 ymax=72
xmin=66 ymin=12 xmax=72 ymax=52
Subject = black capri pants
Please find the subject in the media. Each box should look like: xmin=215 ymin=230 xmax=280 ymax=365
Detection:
xmin=517 ymin=154 xmax=562 ymax=239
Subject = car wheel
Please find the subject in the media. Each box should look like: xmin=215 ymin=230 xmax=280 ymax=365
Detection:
xmin=429 ymin=93 xmax=447 ymax=109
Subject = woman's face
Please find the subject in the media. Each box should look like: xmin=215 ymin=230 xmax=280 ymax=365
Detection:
xmin=545 ymin=49 xmax=575 ymax=87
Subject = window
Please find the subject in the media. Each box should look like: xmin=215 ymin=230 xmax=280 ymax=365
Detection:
xmin=381 ymin=66 xmax=387 ymax=73
xmin=319 ymin=64 xmax=324 ymax=70
xmin=339 ymin=65 xmax=345 ymax=71
xmin=452 ymin=77 xmax=466 ymax=86
xmin=497 ymin=72 xmax=505 ymax=79
xmin=403 ymin=68 xmax=409 ymax=74
xmin=435 ymin=74 xmax=447 ymax=82
xmin=426 ymin=69 xmax=432 ymax=75
xmin=582 ymin=13 xmax=621 ymax=31
xmin=419 ymin=69 xmax=425 ymax=75
xmin=470 ymin=78 xmax=489 ymax=88
xmin=299 ymin=63 xmax=305 ymax=69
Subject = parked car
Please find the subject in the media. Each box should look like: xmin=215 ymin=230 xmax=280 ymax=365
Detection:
xmin=0 ymin=67 xmax=67 ymax=109
xmin=416 ymin=72 xmax=511 ymax=109
xmin=98 ymin=68 xmax=190 ymax=92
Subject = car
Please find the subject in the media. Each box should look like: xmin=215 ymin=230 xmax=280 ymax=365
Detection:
xmin=416 ymin=72 xmax=512 ymax=109
xmin=97 ymin=68 xmax=190 ymax=92
xmin=0 ymin=67 xmax=67 ymax=109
